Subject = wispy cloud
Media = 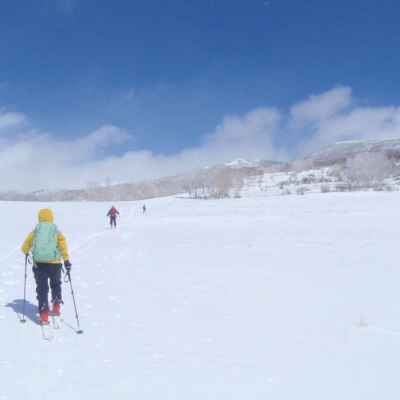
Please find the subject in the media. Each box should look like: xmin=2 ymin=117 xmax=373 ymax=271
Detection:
xmin=1 ymin=86 xmax=400 ymax=191
xmin=290 ymin=87 xmax=352 ymax=126
xmin=0 ymin=109 xmax=27 ymax=131
xmin=0 ymin=107 xmax=284 ymax=190
xmin=294 ymin=87 xmax=400 ymax=154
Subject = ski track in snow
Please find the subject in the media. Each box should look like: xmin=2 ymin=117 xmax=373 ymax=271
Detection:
xmin=0 ymin=195 xmax=400 ymax=399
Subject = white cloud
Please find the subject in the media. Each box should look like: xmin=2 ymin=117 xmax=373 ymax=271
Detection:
xmin=2 ymin=86 xmax=400 ymax=191
xmin=69 ymin=125 xmax=130 ymax=161
xmin=0 ymin=124 xmax=131 ymax=191
xmin=290 ymin=86 xmax=352 ymax=125
xmin=294 ymin=88 xmax=400 ymax=154
xmin=0 ymin=106 xmax=285 ymax=191
xmin=0 ymin=110 xmax=26 ymax=131
xmin=202 ymin=107 xmax=285 ymax=160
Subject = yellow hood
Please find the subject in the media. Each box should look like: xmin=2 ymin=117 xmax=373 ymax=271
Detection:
xmin=38 ymin=208 xmax=54 ymax=223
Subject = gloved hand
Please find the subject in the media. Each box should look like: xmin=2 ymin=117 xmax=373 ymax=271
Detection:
xmin=64 ymin=260 xmax=72 ymax=272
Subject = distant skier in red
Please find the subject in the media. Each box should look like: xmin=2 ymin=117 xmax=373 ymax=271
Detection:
xmin=107 ymin=206 xmax=120 ymax=228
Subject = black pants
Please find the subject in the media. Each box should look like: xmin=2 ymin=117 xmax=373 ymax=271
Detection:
xmin=110 ymin=215 xmax=117 ymax=228
xmin=33 ymin=263 xmax=63 ymax=312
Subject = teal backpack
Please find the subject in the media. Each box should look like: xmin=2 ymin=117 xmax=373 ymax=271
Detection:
xmin=32 ymin=222 xmax=61 ymax=263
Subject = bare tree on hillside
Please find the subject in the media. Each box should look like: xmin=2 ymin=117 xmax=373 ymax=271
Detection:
xmin=344 ymin=152 xmax=394 ymax=188
xmin=212 ymin=169 xmax=234 ymax=198
xmin=291 ymin=159 xmax=314 ymax=172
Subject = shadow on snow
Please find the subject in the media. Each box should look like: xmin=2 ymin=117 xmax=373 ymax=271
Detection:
xmin=5 ymin=299 xmax=39 ymax=325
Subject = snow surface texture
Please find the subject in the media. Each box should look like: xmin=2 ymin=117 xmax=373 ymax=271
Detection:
xmin=0 ymin=193 xmax=399 ymax=399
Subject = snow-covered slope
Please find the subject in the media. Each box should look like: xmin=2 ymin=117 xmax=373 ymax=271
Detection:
xmin=240 ymin=168 xmax=338 ymax=197
xmin=1 ymin=193 xmax=400 ymax=399
xmin=225 ymin=158 xmax=258 ymax=168
xmin=306 ymin=138 xmax=400 ymax=164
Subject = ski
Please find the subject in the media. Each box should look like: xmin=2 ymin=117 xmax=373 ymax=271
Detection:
xmin=37 ymin=313 xmax=56 ymax=340
xmin=50 ymin=313 xmax=61 ymax=330
xmin=40 ymin=322 xmax=54 ymax=341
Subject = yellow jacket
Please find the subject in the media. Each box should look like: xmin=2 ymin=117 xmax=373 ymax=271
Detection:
xmin=21 ymin=208 xmax=70 ymax=264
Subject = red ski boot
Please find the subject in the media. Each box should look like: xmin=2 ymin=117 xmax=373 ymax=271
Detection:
xmin=52 ymin=303 xmax=61 ymax=317
xmin=39 ymin=310 xmax=49 ymax=325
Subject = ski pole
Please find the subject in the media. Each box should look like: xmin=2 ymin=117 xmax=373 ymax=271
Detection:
xmin=21 ymin=255 xmax=28 ymax=323
xmin=65 ymin=271 xmax=84 ymax=334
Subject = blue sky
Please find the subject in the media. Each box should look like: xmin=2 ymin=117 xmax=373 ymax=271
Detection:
xmin=1 ymin=0 xmax=400 ymax=190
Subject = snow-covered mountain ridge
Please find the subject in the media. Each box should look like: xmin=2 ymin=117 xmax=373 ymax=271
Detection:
xmin=2 ymin=138 xmax=400 ymax=201
xmin=306 ymin=138 xmax=400 ymax=166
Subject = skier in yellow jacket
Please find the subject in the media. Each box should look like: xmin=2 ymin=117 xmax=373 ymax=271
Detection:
xmin=21 ymin=208 xmax=71 ymax=324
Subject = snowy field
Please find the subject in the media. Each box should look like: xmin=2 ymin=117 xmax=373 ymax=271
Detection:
xmin=1 ymin=192 xmax=400 ymax=399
